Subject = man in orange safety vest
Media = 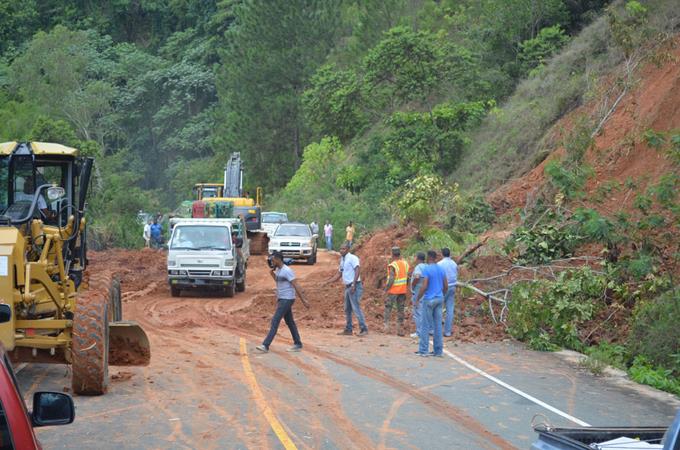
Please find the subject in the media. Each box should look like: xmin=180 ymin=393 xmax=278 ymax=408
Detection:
xmin=384 ymin=246 xmax=410 ymax=336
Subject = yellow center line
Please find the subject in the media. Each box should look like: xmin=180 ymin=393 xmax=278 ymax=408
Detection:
xmin=239 ymin=338 xmax=298 ymax=450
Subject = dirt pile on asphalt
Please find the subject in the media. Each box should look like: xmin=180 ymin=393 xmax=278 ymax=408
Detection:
xmin=89 ymin=248 xmax=167 ymax=293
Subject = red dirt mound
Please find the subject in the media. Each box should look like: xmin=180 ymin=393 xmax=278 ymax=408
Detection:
xmin=488 ymin=41 xmax=680 ymax=215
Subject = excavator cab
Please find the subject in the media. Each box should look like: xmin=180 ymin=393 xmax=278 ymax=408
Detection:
xmin=0 ymin=142 xmax=150 ymax=395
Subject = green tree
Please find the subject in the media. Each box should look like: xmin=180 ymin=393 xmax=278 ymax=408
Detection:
xmin=302 ymin=64 xmax=366 ymax=142
xmin=519 ymin=25 xmax=569 ymax=76
xmin=215 ymin=0 xmax=342 ymax=190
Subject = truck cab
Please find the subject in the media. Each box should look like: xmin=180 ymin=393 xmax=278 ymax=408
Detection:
xmin=166 ymin=219 xmax=246 ymax=297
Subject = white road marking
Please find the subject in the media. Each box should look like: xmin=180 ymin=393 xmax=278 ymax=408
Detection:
xmin=14 ymin=363 xmax=27 ymax=374
xmin=443 ymin=349 xmax=592 ymax=427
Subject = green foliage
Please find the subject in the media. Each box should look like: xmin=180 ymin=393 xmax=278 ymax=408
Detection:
xmin=363 ymin=26 xmax=450 ymax=105
xmin=303 ymin=64 xmax=366 ymax=142
xmin=389 ymin=174 xmax=456 ymax=229
xmin=405 ymin=227 xmax=475 ymax=259
xmin=584 ymin=342 xmax=628 ymax=374
xmin=544 ymin=159 xmax=592 ymax=199
xmin=448 ymin=192 xmax=496 ymax=234
xmin=628 ymin=356 xmax=680 ymax=396
xmin=508 ymin=267 xmax=607 ymax=351
xmin=519 ymin=25 xmax=569 ymax=76
xmin=506 ymin=223 xmax=579 ymax=265
xmin=381 ymin=101 xmax=492 ymax=182
xmin=608 ymin=0 xmax=650 ymax=58
xmin=628 ymin=290 xmax=680 ymax=375
xmin=644 ymin=129 xmax=666 ymax=149
xmin=573 ymin=208 xmax=616 ymax=244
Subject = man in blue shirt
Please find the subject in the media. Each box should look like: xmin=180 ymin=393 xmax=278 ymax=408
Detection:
xmin=415 ymin=250 xmax=448 ymax=356
xmin=437 ymin=247 xmax=458 ymax=337
xmin=150 ymin=219 xmax=163 ymax=249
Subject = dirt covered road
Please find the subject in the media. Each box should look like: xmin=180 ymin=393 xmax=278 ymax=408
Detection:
xmin=16 ymin=249 xmax=679 ymax=449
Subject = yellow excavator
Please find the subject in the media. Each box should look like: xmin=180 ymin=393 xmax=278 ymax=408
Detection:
xmin=0 ymin=141 xmax=150 ymax=395
xmin=192 ymin=153 xmax=268 ymax=254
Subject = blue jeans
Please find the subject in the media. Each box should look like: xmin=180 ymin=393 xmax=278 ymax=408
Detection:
xmin=343 ymin=282 xmax=367 ymax=332
xmin=444 ymin=287 xmax=456 ymax=336
xmin=326 ymin=235 xmax=333 ymax=250
xmin=411 ymin=287 xmax=422 ymax=335
xmin=263 ymin=299 xmax=301 ymax=348
xmin=418 ymin=296 xmax=443 ymax=355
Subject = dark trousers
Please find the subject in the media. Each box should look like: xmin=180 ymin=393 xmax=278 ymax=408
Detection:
xmin=263 ymin=299 xmax=302 ymax=347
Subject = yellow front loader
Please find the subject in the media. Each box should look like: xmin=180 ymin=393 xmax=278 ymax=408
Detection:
xmin=0 ymin=142 xmax=150 ymax=395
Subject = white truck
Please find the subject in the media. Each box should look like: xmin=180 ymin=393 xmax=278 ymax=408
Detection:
xmin=167 ymin=218 xmax=248 ymax=297
xmin=261 ymin=211 xmax=288 ymax=236
xmin=267 ymin=222 xmax=318 ymax=265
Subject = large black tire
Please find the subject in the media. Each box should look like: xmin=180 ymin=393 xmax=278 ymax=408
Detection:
xmin=110 ymin=278 xmax=122 ymax=321
xmin=307 ymin=252 xmax=317 ymax=265
xmin=170 ymin=286 xmax=181 ymax=297
xmin=224 ymin=284 xmax=235 ymax=298
xmin=72 ymin=292 xmax=109 ymax=395
xmin=236 ymin=273 xmax=246 ymax=292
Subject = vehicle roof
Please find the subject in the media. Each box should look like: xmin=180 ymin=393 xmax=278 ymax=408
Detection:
xmin=0 ymin=141 xmax=79 ymax=156
xmin=263 ymin=211 xmax=287 ymax=215
xmin=194 ymin=183 xmax=222 ymax=187
xmin=276 ymin=222 xmax=309 ymax=228
xmin=169 ymin=218 xmax=234 ymax=227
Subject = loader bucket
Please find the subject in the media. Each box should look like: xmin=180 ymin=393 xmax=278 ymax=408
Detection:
xmin=108 ymin=321 xmax=151 ymax=366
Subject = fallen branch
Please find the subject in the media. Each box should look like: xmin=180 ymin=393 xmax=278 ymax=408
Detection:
xmin=456 ymin=237 xmax=489 ymax=264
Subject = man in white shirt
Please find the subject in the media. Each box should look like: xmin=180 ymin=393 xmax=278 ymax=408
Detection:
xmin=437 ymin=247 xmax=458 ymax=337
xmin=324 ymin=220 xmax=333 ymax=250
xmin=143 ymin=220 xmax=152 ymax=247
xmin=326 ymin=243 xmax=368 ymax=336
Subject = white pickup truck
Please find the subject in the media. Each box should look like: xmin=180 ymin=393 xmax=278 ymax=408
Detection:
xmin=261 ymin=211 xmax=288 ymax=236
xmin=167 ymin=218 xmax=247 ymax=297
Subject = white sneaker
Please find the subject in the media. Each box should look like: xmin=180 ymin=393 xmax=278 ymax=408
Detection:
xmin=255 ymin=345 xmax=269 ymax=353
xmin=410 ymin=333 xmax=418 ymax=338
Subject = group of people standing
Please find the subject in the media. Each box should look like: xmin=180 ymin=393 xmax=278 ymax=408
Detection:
xmin=255 ymin=224 xmax=457 ymax=359
xmin=381 ymin=247 xmax=457 ymax=356
xmin=309 ymin=220 xmax=357 ymax=251
xmin=143 ymin=214 xmax=164 ymax=249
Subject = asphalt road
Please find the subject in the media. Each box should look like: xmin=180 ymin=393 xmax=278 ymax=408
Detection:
xmin=15 ymin=252 xmax=680 ymax=449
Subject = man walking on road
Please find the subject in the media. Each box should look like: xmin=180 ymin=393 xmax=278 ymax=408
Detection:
xmin=415 ymin=250 xmax=448 ymax=357
xmin=437 ymin=247 xmax=458 ymax=337
xmin=150 ymin=219 xmax=163 ymax=249
xmin=345 ymin=221 xmax=356 ymax=248
xmin=409 ymin=252 xmax=426 ymax=338
xmin=324 ymin=220 xmax=333 ymax=250
xmin=384 ymin=247 xmax=409 ymax=336
xmin=310 ymin=220 xmax=319 ymax=236
xmin=327 ymin=243 xmax=368 ymax=336
xmin=256 ymin=251 xmax=310 ymax=353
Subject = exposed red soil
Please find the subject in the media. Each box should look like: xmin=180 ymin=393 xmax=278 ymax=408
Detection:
xmin=488 ymin=41 xmax=680 ymax=216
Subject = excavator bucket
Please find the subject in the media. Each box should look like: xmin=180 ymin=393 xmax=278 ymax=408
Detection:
xmin=108 ymin=321 xmax=151 ymax=366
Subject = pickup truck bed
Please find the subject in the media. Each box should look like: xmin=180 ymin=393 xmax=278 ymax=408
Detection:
xmin=532 ymin=410 xmax=680 ymax=450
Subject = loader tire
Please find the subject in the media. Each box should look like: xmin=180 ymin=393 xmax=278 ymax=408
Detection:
xmin=110 ymin=278 xmax=122 ymax=322
xmin=170 ymin=286 xmax=181 ymax=297
xmin=236 ymin=273 xmax=246 ymax=292
xmin=72 ymin=292 xmax=109 ymax=395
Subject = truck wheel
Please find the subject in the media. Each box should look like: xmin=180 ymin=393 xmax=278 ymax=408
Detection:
xmin=170 ymin=286 xmax=181 ymax=297
xmin=236 ymin=275 xmax=246 ymax=292
xmin=224 ymin=284 xmax=235 ymax=298
xmin=307 ymin=253 xmax=316 ymax=265
xmin=110 ymin=278 xmax=122 ymax=321
xmin=72 ymin=292 xmax=109 ymax=395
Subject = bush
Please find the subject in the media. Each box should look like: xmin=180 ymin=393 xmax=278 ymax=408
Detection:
xmin=508 ymin=267 xmax=606 ymax=351
xmin=448 ymin=192 xmax=496 ymax=234
xmin=405 ymin=227 xmax=475 ymax=258
xmin=627 ymin=290 xmax=680 ymax=375
xmin=389 ymin=174 xmax=456 ymax=230
xmin=628 ymin=356 xmax=680 ymax=396
xmin=506 ymin=223 xmax=579 ymax=265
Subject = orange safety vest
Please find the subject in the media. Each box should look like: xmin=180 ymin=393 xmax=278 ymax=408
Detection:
xmin=387 ymin=259 xmax=410 ymax=295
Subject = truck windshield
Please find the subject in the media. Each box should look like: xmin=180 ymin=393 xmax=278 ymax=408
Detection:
xmin=170 ymin=226 xmax=231 ymax=251
xmin=262 ymin=213 xmax=288 ymax=223
xmin=275 ymin=224 xmax=310 ymax=237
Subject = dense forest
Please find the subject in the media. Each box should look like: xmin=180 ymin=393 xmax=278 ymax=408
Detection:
xmin=1 ymin=0 xmax=679 ymax=394
xmin=0 ymin=0 xmax=613 ymax=242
